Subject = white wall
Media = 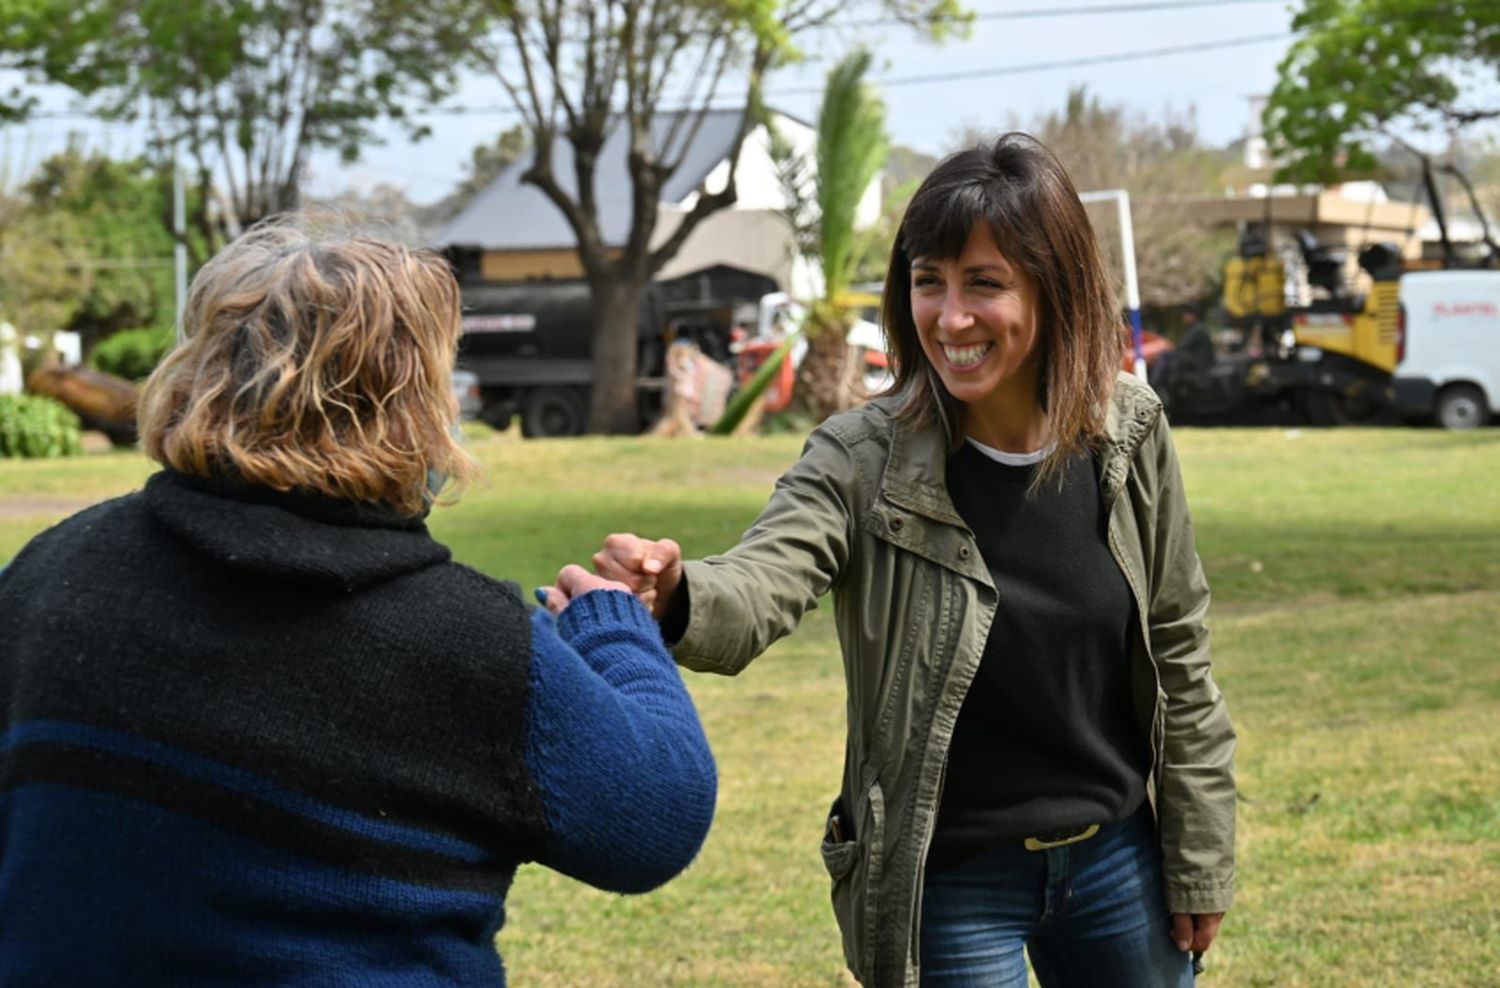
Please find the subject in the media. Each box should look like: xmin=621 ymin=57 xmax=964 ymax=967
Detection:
xmin=654 ymin=208 xmax=813 ymax=297
xmin=0 ymin=322 xmax=22 ymax=395
xmin=660 ymin=111 xmax=885 ymax=299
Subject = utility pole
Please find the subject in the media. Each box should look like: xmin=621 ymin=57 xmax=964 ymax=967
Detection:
xmin=174 ymin=145 xmax=187 ymax=343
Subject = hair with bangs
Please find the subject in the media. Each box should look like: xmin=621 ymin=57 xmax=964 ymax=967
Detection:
xmin=882 ymin=133 xmax=1121 ymax=489
xmin=138 ymin=220 xmax=476 ymax=516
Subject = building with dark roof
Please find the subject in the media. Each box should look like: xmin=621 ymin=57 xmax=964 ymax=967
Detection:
xmin=431 ymin=108 xmax=880 ymax=298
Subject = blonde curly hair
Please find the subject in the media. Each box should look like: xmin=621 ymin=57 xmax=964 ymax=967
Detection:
xmin=139 ymin=220 xmax=476 ymax=516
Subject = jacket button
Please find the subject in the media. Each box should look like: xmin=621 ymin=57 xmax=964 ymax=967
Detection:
xmin=889 ymin=515 xmax=905 ymax=532
xmin=958 ymin=545 xmax=971 ymax=560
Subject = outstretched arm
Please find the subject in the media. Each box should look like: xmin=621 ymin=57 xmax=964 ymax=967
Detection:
xmin=523 ymin=581 xmax=716 ymax=894
xmin=592 ymin=425 xmax=859 ymax=676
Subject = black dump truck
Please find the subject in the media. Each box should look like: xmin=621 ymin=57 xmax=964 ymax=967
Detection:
xmin=451 ymin=264 xmax=780 ymax=436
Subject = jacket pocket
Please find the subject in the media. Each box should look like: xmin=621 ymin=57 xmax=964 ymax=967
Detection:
xmin=822 ymin=781 xmax=886 ymax=984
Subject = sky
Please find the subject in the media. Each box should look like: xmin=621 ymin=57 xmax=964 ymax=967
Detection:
xmin=3 ymin=0 xmax=1302 ymax=205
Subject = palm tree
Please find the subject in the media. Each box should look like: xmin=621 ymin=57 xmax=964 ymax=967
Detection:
xmin=794 ymin=49 xmax=889 ymax=422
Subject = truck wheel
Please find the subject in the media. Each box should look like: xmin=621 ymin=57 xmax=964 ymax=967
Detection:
xmin=521 ymin=387 xmax=587 ymax=438
xmin=478 ymin=389 xmax=517 ymax=431
xmin=1435 ymin=384 xmax=1488 ymax=430
xmin=1304 ymin=390 xmax=1385 ymax=427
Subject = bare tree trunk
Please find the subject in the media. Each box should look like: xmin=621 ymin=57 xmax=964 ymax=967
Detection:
xmin=588 ymin=277 xmax=645 ymax=433
xmin=796 ymin=312 xmax=855 ymax=423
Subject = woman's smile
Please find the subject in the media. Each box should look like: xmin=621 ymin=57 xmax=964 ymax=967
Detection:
xmin=941 ymin=341 xmax=995 ymax=369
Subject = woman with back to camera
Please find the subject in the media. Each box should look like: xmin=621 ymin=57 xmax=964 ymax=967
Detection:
xmin=590 ymin=134 xmax=1235 ymax=987
xmin=0 ymin=222 xmax=716 ymax=986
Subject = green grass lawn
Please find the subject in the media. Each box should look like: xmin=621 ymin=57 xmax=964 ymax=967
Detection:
xmin=3 ymin=427 xmax=1499 ymax=986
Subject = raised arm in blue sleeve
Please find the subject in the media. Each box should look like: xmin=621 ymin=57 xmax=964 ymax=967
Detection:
xmin=523 ymin=589 xmax=717 ymax=893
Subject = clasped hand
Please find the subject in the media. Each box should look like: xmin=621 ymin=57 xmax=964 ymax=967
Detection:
xmin=541 ymin=533 xmax=682 ymax=615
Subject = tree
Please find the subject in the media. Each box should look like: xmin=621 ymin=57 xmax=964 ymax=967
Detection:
xmin=787 ymin=49 xmax=889 ymax=423
xmin=0 ymin=201 xmax=84 ymax=339
xmin=1264 ymin=0 xmax=1500 ymax=182
xmin=309 ymin=183 xmax=430 ymax=246
xmin=22 ymin=148 xmax=181 ymax=350
xmin=424 ymin=125 xmax=530 ymax=225
xmin=0 ymin=148 xmax=186 ymax=353
xmin=1003 ymin=88 xmax=1232 ymax=309
xmin=435 ymin=0 xmax=965 ymax=433
xmin=4 ymin=1 xmax=468 ymax=260
xmin=885 ymin=144 xmax=939 ymax=199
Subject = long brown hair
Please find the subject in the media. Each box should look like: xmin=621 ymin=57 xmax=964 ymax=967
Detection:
xmin=882 ymin=133 xmax=1121 ymax=489
xmin=138 ymin=220 xmax=476 ymax=516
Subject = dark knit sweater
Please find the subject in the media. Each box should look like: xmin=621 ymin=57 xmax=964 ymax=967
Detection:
xmin=927 ymin=446 xmax=1147 ymax=872
xmin=0 ymin=471 xmax=716 ymax=986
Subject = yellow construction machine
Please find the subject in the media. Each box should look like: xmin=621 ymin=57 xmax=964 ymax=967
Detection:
xmin=1157 ymin=154 xmax=1495 ymax=426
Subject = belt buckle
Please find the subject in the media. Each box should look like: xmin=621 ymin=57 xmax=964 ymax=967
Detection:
xmin=1023 ymin=823 xmax=1100 ymax=851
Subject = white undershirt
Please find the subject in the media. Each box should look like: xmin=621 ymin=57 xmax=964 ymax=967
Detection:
xmin=965 ymin=437 xmax=1055 ymax=466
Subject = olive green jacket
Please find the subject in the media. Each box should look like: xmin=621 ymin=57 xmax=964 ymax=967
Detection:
xmin=673 ymin=373 xmax=1236 ymax=987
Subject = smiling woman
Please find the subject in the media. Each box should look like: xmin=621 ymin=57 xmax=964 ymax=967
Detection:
xmin=587 ymin=134 xmax=1235 ymax=988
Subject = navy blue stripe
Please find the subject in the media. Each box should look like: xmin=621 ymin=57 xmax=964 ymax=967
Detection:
xmin=1 ymin=720 xmax=488 ymax=862
xmin=0 ymin=783 xmax=508 ymax=986
xmin=3 ymin=744 xmax=514 ymax=891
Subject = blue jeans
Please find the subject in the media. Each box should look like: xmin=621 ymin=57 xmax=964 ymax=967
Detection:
xmin=919 ymin=809 xmax=1194 ymax=987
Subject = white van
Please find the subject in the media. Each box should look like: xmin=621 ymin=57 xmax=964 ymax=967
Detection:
xmin=1394 ymin=270 xmax=1500 ymax=429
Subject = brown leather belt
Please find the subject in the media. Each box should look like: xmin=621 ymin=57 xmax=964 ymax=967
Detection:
xmin=1022 ymin=823 xmax=1100 ymax=851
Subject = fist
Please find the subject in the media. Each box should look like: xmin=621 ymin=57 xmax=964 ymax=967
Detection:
xmin=591 ymin=533 xmax=683 ymax=620
xmin=538 ymin=564 xmax=632 ymax=615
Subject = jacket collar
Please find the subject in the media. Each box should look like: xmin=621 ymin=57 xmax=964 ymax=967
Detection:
xmin=874 ymin=373 xmax=1162 ymax=524
xmin=1098 ymin=373 xmax=1164 ymax=498
xmin=873 ymin=399 xmax=967 ymax=527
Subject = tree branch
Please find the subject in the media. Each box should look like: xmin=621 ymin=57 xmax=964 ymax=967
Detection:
xmin=280 ymin=22 xmax=319 ymax=215
xmin=521 ymin=161 xmax=609 ymax=270
xmin=781 ymin=0 xmax=840 ymax=32
xmin=507 ymin=4 xmax=557 ymax=137
xmin=655 ymin=19 xmax=721 ymax=159
xmin=660 ymin=35 xmax=734 ymax=174
xmin=646 ymin=44 xmax=770 ymax=274
xmin=538 ymin=0 xmax=580 ymax=134
xmin=595 ymin=1 xmax=628 ymax=114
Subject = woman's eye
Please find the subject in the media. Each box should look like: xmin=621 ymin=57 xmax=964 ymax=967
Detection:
xmin=973 ymin=278 xmax=1003 ymax=290
xmin=913 ymin=275 xmax=937 ymax=288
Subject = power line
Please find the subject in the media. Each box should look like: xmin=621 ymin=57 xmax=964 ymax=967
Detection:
xmin=407 ymin=31 xmax=1296 ymax=116
xmin=782 ymin=31 xmax=1296 ymax=93
xmin=975 ymin=0 xmax=1283 ymax=15
xmin=11 ymin=29 xmax=1300 ymax=144
xmin=8 ymin=0 xmax=1289 ymax=118
xmin=13 ymin=2 xmax=1300 ymax=122
xmin=833 ymin=0 xmax=1287 ymax=29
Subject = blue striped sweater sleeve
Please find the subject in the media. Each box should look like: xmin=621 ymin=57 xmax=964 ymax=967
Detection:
xmin=523 ymin=589 xmax=717 ymax=893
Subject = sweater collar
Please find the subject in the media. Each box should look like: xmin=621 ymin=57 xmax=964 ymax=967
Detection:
xmin=143 ymin=471 xmax=451 ymax=591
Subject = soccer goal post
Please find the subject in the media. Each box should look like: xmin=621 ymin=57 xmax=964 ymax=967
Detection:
xmin=1078 ymin=189 xmax=1145 ymax=380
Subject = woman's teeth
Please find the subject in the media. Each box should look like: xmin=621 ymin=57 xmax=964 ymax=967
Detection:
xmin=943 ymin=342 xmax=993 ymax=367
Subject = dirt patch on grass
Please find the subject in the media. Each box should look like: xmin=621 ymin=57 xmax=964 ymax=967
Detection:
xmin=0 ymin=495 xmax=102 ymax=520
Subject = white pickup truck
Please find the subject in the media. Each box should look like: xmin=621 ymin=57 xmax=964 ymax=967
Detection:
xmin=1394 ymin=270 xmax=1500 ymax=429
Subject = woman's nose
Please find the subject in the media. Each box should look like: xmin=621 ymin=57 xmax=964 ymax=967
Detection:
xmin=937 ymin=291 xmax=973 ymax=333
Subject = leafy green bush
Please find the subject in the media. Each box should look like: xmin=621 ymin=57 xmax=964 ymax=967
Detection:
xmin=0 ymin=393 xmax=83 ymax=459
xmin=89 ymin=325 xmax=174 ymax=381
